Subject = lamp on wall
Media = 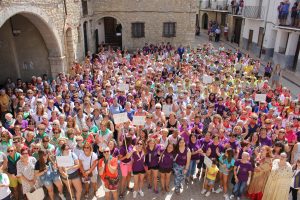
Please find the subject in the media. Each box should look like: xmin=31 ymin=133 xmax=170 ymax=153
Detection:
xmin=10 ymin=18 xmax=21 ymax=37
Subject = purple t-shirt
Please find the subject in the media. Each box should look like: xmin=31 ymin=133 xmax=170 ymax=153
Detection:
xmin=190 ymin=122 xmax=204 ymax=137
xmin=198 ymin=138 xmax=212 ymax=155
xmin=189 ymin=142 xmax=201 ymax=160
xmin=132 ymin=151 xmax=145 ymax=172
xmin=229 ymin=140 xmax=240 ymax=151
xmin=159 ymin=151 xmax=174 ymax=170
xmin=175 ymin=147 xmax=188 ymax=166
xmin=180 ymin=131 xmax=190 ymax=145
xmin=208 ymin=142 xmax=224 ymax=159
xmin=260 ymin=136 xmax=272 ymax=147
xmin=111 ymin=148 xmax=119 ymax=158
xmin=235 ymin=160 xmax=253 ymax=182
xmin=146 ymin=145 xmax=160 ymax=167
xmin=119 ymin=145 xmax=133 ymax=163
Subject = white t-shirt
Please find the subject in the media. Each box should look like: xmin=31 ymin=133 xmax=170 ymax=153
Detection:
xmin=79 ymin=152 xmax=98 ymax=175
xmin=0 ymin=173 xmax=11 ymax=199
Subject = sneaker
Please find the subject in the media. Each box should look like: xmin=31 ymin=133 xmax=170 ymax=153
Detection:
xmin=201 ymin=189 xmax=207 ymax=194
xmin=59 ymin=193 xmax=66 ymax=200
xmin=229 ymin=195 xmax=235 ymax=199
xmin=205 ymin=191 xmax=211 ymax=197
xmin=196 ymin=172 xmax=200 ymax=178
xmin=215 ymin=187 xmax=223 ymax=194
xmin=175 ymin=188 xmax=180 ymax=194
xmin=133 ymin=191 xmax=137 ymax=199
xmin=139 ymin=190 xmax=144 ymax=197
xmin=224 ymin=194 xmax=229 ymax=200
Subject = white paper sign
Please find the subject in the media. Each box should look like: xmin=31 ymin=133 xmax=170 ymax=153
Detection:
xmin=204 ymin=156 xmax=212 ymax=168
xmin=255 ymin=94 xmax=266 ymax=102
xmin=162 ymin=105 xmax=172 ymax=117
xmin=132 ymin=116 xmax=146 ymax=126
xmin=113 ymin=112 xmax=129 ymax=124
xmin=56 ymin=156 xmax=74 ymax=167
xmin=203 ymin=75 xmax=213 ymax=84
xmin=119 ymin=83 xmax=129 ymax=91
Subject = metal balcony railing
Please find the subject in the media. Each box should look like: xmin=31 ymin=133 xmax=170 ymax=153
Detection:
xmin=199 ymin=0 xmax=229 ymax=11
xmin=243 ymin=6 xmax=265 ymax=19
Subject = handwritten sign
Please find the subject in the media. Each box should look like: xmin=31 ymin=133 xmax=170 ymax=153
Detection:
xmin=118 ymin=83 xmax=129 ymax=91
xmin=255 ymin=94 xmax=266 ymax=102
xmin=132 ymin=116 xmax=146 ymax=126
xmin=203 ymin=75 xmax=213 ymax=84
xmin=162 ymin=104 xmax=172 ymax=117
xmin=113 ymin=112 xmax=129 ymax=124
xmin=204 ymin=156 xmax=212 ymax=168
xmin=56 ymin=155 xmax=74 ymax=167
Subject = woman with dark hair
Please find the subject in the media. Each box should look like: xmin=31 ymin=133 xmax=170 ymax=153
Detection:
xmin=145 ymin=138 xmax=160 ymax=193
xmin=17 ymin=148 xmax=37 ymax=199
xmin=159 ymin=142 xmax=175 ymax=193
xmin=215 ymin=148 xmax=235 ymax=199
xmin=186 ymin=134 xmax=202 ymax=182
xmin=6 ymin=146 xmax=20 ymax=200
xmin=118 ymin=136 xmax=134 ymax=198
xmin=173 ymin=138 xmax=191 ymax=194
xmin=34 ymin=149 xmax=65 ymax=200
xmin=132 ymin=139 xmax=146 ymax=198
xmin=58 ymin=144 xmax=82 ymax=200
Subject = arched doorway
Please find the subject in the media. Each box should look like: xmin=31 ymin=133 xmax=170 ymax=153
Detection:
xmin=202 ymin=13 xmax=208 ymax=30
xmin=96 ymin=17 xmax=122 ymax=50
xmin=0 ymin=6 xmax=63 ymax=84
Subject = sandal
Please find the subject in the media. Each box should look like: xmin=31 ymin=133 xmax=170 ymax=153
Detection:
xmin=119 ymin=193 xmax=124 ymax=199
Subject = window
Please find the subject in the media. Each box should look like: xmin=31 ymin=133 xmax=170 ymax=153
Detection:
xmin=131 ymin=23 xmax=145 ymax=38
xmin=82 ymin=0 xmax=88 ymax=16
xmin=163 ymin=22 xmax=176 ymax=37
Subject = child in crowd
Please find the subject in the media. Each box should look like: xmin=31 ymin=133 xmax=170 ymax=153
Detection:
xmin=201 ymin=158 xmax=219 ymax=197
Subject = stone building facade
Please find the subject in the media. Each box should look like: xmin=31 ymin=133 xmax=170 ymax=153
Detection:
xmin=83 ymin=0 xmax=197 ymax=53
xmin=0 ymin=0 xmax=196 ymax=83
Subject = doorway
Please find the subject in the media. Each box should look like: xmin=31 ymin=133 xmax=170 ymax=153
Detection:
xmin=202 ymin=13 xmax=208 ymax=29
xmin=247 ymin=30 xmax=253 ymax=50
xmin=103 ymin=17 xmax=122 ymax=49
xmin=293 ymin=35 xmax=300 ymax=71
xmin=233 ymin=17 xmax=243 ymax=44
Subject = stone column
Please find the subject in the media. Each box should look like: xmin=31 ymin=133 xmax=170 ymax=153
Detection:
xmin=48 ymin=56 xmax=66 ymax=78
xmin=274 ymin=30 xmax=288 ymax=53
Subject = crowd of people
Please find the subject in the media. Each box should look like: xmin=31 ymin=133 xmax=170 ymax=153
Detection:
xmin=0 ymin=41 xmax=299 ymax=200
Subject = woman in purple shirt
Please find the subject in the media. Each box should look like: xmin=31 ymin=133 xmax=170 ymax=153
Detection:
xmin=259 ymin=126 xmax=272 ymax=147
xmin=118 ymin=136 xmax=134 ymax=198
xmin=186 ymin=134 xmax=202 ymax=183
xmin=132 ymin=139 xmax=146 ymax=198
xmin=173 ymin=138 xmax=191 ymax=194
xmin=206 ymin=135 xmax=224 ymax=159
xmin=158 ymin=143 xmax=175 ymax=193
xmin=196 ymin=132 xmax=212 ymax=178
xmin=145 ymin=138 xmax=160 ymax=193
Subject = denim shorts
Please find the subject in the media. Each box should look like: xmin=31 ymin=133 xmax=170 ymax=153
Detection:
xmin=40 ymin=171 xmax=61 ymax=187
xmin=206 ymin=178 xmax=215 ymax=186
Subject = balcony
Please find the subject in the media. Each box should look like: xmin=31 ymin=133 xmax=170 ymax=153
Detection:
xmin=199 ymin=0 xmax=229 ymax=11
xmin=243 ymin=6 xmax=265 ymax=19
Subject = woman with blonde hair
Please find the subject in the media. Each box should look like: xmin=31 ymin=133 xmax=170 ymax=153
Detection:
xmin=271 ymin=64 xmax=282 ymax=88
xmin=248 ymin=146 xmax=273 ymax=200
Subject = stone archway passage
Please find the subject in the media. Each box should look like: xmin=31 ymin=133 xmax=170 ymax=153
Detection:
xmin=0 ymin=6 xmax=65 ymax=82
xmin=202 ymin=13 xmax=208 ymax=30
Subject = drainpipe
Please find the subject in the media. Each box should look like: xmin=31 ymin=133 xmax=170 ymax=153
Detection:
xmin=259 ymin=0 xmax=271 ymax=58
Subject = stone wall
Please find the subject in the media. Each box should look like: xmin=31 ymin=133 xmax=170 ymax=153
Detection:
xmin=0 ymin=0 xmax=82 ymax=80
xmin=88 ymin=0 xmax=197 ymax=50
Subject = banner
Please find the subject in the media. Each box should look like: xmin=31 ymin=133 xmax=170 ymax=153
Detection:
xmin=255 ymin=94 xmax=266 ymax=102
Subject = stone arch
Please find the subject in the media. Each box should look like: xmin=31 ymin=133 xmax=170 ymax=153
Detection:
xmin=0 ymin=5 xmax=65 ymax=78
xmin=202 ymin=13 xmax=209 ymax=29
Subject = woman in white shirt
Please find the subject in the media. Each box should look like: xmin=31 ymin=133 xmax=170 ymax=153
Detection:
xmin=0 ymin=160 xmax=10 ymax=200
xmin=79 ymin=142 xmax=98 ymax=198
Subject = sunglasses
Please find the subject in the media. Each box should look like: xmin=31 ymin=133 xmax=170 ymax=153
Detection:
xmin=138 ymin=143 xmax=143 ymax=146
xmin=104 ymin=150 xmax=110 ymax=153
xmin=7 ymin=150 xmax=14 ymax=153
xmin=33 ymin=147 xmax=40 ymax=150
xmin=43 ymin=141 xmax=49 ymax=143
